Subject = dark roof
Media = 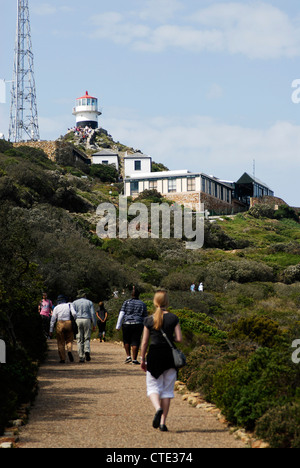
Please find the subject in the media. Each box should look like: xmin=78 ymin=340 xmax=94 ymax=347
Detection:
xmin=236 ymin=172 xmax=272 ymax=190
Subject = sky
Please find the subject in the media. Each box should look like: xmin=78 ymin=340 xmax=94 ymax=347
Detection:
xmin=1 ymin=0 xmax=300 ymax=206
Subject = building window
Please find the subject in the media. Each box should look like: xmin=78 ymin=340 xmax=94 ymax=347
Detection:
xmin=168 ymin=179 xmax=176 ymax=192
xmin=208 ymin=180 xmax=212 ymax=195
xmin=215 ymin=184 xmax=218 ymax=198
xmin=149 ymin=180 xmax=157 ymax=190
xmin=187 ymin=177 xmax=196 ymax=191
xmin=102 ymin=160 xmax=109 ymax=165
xmin=201 ymin=178 xmax=206 ymax=192
xmin=130 ymin=181 xmax=139 ymax=195
xmin=134 ymin=160 xmax=141 ymax=171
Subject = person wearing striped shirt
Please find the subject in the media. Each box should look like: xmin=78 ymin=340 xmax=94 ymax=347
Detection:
xmin=116 ymin=286 xmax=148 ymax=365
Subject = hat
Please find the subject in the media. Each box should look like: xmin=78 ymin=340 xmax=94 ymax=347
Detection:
xmin=57 ymin=295 xmax=67 ymax=304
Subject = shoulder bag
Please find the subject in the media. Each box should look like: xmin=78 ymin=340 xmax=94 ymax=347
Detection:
xmin=160 ymin=329 xmax=186 ymax=369
xmin=69 ymin=304 xmax=78 ymax=336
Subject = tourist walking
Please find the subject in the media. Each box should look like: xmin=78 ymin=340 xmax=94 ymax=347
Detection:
xmin=96 ymin=301 xmax=108 ymax=342
xmin=140 ymin=290 xmax=183 ymax=432
xmin=49 ymin=295 xmax=77 ymax=363
xmin=73 ymin=292 xmax=96 ymax=363
xmin=38 ymin=292 xmax=53 ymax=339
xmin=116 ymin=286 xmax=148 ymax=365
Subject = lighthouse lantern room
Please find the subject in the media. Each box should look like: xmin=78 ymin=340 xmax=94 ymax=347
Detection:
xmin=72 ymin=91 xmax=101 ymax=129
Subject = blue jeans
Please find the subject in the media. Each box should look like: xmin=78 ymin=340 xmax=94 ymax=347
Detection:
xmin=76 ymin=318 xmax=92 ymax=360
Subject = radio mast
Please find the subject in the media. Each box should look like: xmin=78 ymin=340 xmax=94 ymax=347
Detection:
xmin=8 ymin=0 xmax=40 ymax=142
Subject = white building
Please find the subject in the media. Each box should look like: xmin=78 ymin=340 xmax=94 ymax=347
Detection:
xmin=124 ymin=170 xmax=234 ymax=212
xmin=72 ymin=91 xmax=101 ymax=129
xmin=92 ymin=149 xmax=119 ymax=171
xmin=124 ymin=152 xmax=152 ymax=177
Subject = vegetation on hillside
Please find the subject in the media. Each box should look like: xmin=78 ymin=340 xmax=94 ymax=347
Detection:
xmin=0 ymin=138 xmax=300 ymax=447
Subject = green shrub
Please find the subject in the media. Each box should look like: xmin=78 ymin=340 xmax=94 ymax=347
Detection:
xmin=174 ymin=308 xmax=227 ymax=342
xmin=211 ymin=347 xmax=300 ymax=430
xmin=282 ymin=263 xmax=300 ymax=284
xmin=274 ymin=205 xmax=299 ymax=222
xmin=248 ymin=204 xmax=275 ymax=219
xmin=0 ymin=345 xmax=38 ymax=434
xmin=228 ymin=315 xmax=281 ymax=348
xmin=205 ymin=260 xmax=275 ymax=290
xmin=256 ymin=404 xmax=300 ymax=448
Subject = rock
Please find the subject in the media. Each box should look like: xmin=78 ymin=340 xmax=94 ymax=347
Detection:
xmin=251 ymin=440 xmax=270 ymax=449
xmin=12 ymin=419 xmax=23 ymax=427
xmin=0 ymin=442 xmax=13 ymax=449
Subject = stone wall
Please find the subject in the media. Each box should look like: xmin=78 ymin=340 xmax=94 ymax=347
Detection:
xmin=13 ymin=141 xmax=57 ymax=161
xmin=164 ymin=192 xmax=201 ymax=210
xmin=160 ymin=191 xmax=238 ymax=214
xmin=199 ymin=192 xmax=235 ymax=215
xmin=250 ymin=195 xmax=288 ymax=209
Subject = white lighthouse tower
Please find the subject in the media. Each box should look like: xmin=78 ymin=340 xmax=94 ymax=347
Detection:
xmin=72 ymin=91 xmax=101 ymax=129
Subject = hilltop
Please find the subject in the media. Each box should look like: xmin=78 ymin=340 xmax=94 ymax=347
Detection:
xmin=0 ymin=137 xmax=300 ymax=447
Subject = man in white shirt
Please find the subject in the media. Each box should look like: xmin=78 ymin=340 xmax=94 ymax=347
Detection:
xmin=50 ymin=295 xmax=77 ymax=363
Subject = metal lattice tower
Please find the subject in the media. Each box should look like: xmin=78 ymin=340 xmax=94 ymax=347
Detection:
xmin=9 ymin=0 xmax=40 ymax=142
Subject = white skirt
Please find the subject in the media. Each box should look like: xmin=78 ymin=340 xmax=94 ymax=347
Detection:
xmin=146 ymin=368 xmax=177 ymax=399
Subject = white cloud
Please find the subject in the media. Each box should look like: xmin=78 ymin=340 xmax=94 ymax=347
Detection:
xmin=191 ymin=2 xmax=300 ymax=59
xmin=206 ymin=83 xmax=224 ymax=100
xmin=137 ymin=0 xmax=184 ymax=22
xmin=103 ymin=113 xmax=300 ymax=203
xmin=88 ymin=2 xmax=300 ymax=59
xmin=32 ymin=4 xmax=73 ymax=16
xmin=89 ymin=12 xmax=150 ymax=45
xmin=104 ymin=114 xmax=300 ymax=165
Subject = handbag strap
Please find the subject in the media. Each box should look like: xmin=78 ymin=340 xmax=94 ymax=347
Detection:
xmin=160 ymin=329 xmax=175 ymax=349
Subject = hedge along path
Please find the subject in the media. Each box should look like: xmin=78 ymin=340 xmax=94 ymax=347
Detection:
xmin=18 ymin=341 xmax=246 ymax=449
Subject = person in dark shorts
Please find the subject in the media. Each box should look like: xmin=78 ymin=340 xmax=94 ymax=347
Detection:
xmin=116 ymin=286 xmax=148 ymax=364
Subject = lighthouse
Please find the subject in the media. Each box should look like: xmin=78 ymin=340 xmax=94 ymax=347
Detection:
xmin=72 ymin=91 xmax=101 ymax=129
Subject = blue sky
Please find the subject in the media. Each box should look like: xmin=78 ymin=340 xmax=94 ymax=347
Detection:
xmin=1 ymin=0 xmax=300 ymax=206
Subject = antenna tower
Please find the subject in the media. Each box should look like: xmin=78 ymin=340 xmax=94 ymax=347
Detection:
xmin=8 ymin=0 xmax=40 ymax=142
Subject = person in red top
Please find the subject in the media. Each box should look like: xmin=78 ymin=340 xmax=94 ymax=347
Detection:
xmin=38 ymin=292 xmax=53 ymax=339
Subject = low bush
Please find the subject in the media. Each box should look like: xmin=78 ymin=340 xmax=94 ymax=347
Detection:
xmin=211 ymin=346 xmax=300 ymax=430
xmin=255 ymin=403 xmax=300 ymax=448
xmin=228 ymin=315 xmax=282 ymax=348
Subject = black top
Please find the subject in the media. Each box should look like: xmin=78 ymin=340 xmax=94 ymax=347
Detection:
xmin=144 ymin=312 xmax=179 ymax=379
xmin=97 ymin=307 xmax=107 ymax=321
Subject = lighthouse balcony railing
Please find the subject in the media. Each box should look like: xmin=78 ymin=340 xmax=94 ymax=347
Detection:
xmin=73 ymin=105 xmax=98 ymax=112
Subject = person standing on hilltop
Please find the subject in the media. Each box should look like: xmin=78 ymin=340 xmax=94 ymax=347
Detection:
xmin=116 ymin=286 xmax=148 ymax=365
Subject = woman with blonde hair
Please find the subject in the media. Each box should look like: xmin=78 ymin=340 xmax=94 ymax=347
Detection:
xmin=140 ymin=290 xmax=182 ymax=432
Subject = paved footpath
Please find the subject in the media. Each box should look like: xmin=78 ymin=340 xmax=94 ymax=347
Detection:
xmin=18 ymin=341 xmax=246 ymax=449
